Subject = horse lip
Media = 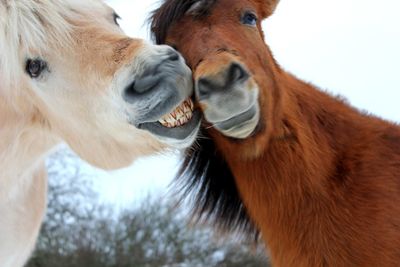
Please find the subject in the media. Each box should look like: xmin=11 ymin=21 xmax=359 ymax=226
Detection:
xmin=214 ymin=105 xmax=258 ymax=131
xmin=138 ymin=110 xmax=202 ymax=140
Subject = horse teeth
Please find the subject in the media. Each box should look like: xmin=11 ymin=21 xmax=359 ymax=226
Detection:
xmin=158 ymin=98 xmax=194 ymax=128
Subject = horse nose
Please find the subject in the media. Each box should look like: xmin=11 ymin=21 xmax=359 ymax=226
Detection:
xmin=196 ymin=63 xmax=249 ymax=100
xmin=123 ymin=50 xmax=181 ymax=99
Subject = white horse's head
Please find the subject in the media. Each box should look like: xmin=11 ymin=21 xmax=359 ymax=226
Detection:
xmin=0 ymin=0 xmax=201 ymax=169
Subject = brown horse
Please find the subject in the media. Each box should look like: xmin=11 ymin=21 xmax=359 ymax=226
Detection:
xmin=151 ymin=0 xmax=400 ymax=266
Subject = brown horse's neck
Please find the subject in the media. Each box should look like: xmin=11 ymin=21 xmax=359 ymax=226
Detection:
xmin=216 ymin=69 xmax=370 ymax=183
xmin=212 ymin=69 xmax=399 ymax=266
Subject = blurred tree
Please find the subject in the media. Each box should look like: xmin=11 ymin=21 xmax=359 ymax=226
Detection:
xmin=26 ymin=148 xmax=270 ymax=267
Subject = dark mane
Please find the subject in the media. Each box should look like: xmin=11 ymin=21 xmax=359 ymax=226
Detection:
xmin=150 ymin=0 xmax=216 ymax=44
xmin=176 ymin=130 xmax=259 ymax=239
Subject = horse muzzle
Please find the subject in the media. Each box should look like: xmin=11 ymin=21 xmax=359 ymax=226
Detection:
xmin=195 ymin=60 xmax=260 ymax=139
xmin=123 ymin=46 xmax=201 ymax=144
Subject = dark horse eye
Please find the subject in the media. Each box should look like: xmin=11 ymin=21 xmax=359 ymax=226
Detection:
xmin=113 ymin=12 xmax=121 ymax=26
xmin=242 ymin=12 xmax=258 ymax=26
xmin=25 ymin=59 xmax=47 ymax=79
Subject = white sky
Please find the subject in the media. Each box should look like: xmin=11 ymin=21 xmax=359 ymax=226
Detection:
xmin=82 ymin=0 xmax=400 ymax=207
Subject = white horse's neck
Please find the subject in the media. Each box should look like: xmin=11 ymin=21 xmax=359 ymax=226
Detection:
xmin=0 ymin=96 xmax=59 ymax=198
xmin=0 ymin=95 xmax=59 ymax=267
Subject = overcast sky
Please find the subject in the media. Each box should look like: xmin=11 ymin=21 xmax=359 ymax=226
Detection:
xmin=86 ymin=0 xmax=400 ymax=206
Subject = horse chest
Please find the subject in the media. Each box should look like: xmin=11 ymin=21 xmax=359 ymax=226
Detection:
xmin=234 ymin=164 xmax=400 ymax=266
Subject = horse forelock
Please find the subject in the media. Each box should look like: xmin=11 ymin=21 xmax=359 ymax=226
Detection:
xmin=150 ymin=0 xmax=216 ymax=44
xmin=0 ymin=0 xmax=104 ymax=92
xmin=0 ymin=1 xmax=71 ymax=90
xmin=176 ymin=129 xmax=259 ymax=240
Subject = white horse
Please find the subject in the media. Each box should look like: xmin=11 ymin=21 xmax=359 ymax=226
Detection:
xmin=0 ymin=0 xmax=201 ymax=266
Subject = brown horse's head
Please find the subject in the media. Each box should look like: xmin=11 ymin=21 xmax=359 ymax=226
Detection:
xmin=151 ymin=0 xmax=281 ymax=238
xmin=152 ymin=0 xmax=280 ymax=149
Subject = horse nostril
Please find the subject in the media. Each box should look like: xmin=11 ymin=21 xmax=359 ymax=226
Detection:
xmin=228 ymin=63 xmax=249 ymax=84
xmin=123 ymin=74 xmax=162 ymax=104
xmin=196 ymin=63 xmax=249 ymax=100
xmin=196 ymin=78 xmax=213 ymax=100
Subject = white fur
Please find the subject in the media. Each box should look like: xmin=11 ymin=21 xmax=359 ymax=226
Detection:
xmin=0 ymin=1 xmax=194 ymax=266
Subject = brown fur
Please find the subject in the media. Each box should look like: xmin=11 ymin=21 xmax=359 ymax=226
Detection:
xmin=151 ymin=0 xmax=400 ymax=266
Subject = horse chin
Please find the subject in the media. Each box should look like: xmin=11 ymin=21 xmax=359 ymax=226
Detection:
xmin=214 ymin=104 xmax=260 ymax=139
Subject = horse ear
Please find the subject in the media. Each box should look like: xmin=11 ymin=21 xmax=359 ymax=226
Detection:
xmin=258 ymin=0 xmax=280 ymax=18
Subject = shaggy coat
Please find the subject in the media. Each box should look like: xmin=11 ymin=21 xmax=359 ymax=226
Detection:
xmin=151 ymin=0 xmax=400 ymax=266
xmin=0 ymin=1 xmax=196 ymax=266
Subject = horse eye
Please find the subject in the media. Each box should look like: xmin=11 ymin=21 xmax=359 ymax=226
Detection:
xmin=25 ymin=59 xmax=47 ymax=79
xmin=113 ymin=12 xmax=121 ymax=26
xmin=242 ymin=12 xmax=258 ymax=26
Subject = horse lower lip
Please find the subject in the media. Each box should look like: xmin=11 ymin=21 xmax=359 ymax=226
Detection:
xmin=214 ymin=105 xmax=258 ymax=131
xmin=139 ymin=110 xmax=202 ymax=140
